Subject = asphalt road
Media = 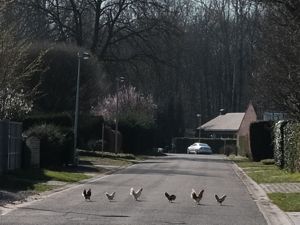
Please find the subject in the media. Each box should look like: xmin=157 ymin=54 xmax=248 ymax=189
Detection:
xmin=1 ymin=154 xmax=267 ymax=225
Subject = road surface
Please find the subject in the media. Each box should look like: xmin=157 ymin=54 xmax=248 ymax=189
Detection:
xmin=1 ymin=154 xmax=267 ymax=225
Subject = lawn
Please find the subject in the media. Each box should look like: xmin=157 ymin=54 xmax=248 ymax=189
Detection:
xmin=0 ymin=168 xmax=91 ymax=192
xmin=0 ymin=151 xmax=142 ymax=193
xmin=231 ymin=157 xmax=300 ymax=183
xmin=268 ymin=193 xmax=300 ymax=212
xmin=230 ymin=155 xmax=300 ymax=212
xmin=78 ymin=150 xmax=148 ymax=167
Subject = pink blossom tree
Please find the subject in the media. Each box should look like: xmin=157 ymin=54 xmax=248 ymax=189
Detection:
xmin=92 ymin=85 xmax=157 ymax=126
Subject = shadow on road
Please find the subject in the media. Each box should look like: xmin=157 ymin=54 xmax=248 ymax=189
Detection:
xmin=18 ymin=206 xmax=130 ymax=218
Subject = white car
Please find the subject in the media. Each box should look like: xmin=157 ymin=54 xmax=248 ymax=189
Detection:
xmin=187 ymin=143 xmax=212 ymax=154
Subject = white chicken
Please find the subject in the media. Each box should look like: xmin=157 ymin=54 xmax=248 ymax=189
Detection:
xmin=130 ymin=187 xmax=143 ymax=201
xmin=105 ymin=192 xmax=116 ymax=201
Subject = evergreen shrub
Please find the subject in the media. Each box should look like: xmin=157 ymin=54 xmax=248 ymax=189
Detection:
xmin=25 ymin=124 xmax=73 ymax=167
xmin=250 ymin=121 xmax=274 ymax=161
xmin=23 ymin=112 xmax=72 ymax=130
xmin=273 ymin=120 xmax=288 ymax=168
xmin=78 ymin=115 xmax=104 ymax=149
xmin=283 ymin=122 xmax=300 ymax=172
xmin=119 ymin=119 xmax=156 ymax=155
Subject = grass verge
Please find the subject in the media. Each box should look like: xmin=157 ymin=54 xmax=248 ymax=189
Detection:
xmin=268 ymin=193 xmax=300 ymax=212
xmin=0 ymin=168 xmax=91 ymax=193
xmin=229 ymin=155 xmax=300 ymax=183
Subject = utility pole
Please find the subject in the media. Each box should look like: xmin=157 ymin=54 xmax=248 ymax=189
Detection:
xmin=115 ymin=76 xmax=125 ymax=154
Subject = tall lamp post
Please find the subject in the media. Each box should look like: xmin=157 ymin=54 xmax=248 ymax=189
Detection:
xmin=115 ymin=76 xmax=125 ymax=154
xmin=196 ymin=113 xmax=202 ymax=142
xmin=73 ymin=51 xmax=90 ymax=165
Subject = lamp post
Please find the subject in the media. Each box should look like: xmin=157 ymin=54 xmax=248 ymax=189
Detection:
xmin=196 ymin=113 xmax=202 ymax=142
xmin=115 ymin=76 xmax=125 ymax=154
xmin=73 ymin=51 xmax=90 ymax=165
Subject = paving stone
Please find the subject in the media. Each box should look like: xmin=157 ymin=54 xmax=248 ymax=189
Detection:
xmin=260 ymin=183 xmax=300 ymax=193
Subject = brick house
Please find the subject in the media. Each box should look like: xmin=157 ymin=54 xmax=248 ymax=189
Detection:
xmin=198 ymin=103 xmax=257 ymax=156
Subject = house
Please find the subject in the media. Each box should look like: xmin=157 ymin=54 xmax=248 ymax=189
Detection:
xmin=198 ymin=103 xmax=257 ymax=156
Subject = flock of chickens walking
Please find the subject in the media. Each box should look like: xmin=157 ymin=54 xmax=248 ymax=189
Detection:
xmin=82 ymin=187 xmax=226 ymax=205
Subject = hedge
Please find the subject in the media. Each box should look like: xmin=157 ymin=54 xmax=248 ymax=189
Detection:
xmin=23 ymin=112 xmax=73 ymax=130
xmin=119 ymin=120 xmax=156 ymax=155
xmin=25 ymin=124 xmax=73 ymax=167
xmin=283 ymin=122 xmax=300 ymax=172
xmin=172 ymin=137 xmax=236 ymax=154
xmin=273 ymin=120 xmax=288 ymax=168
xmin=250 ymin=121 xmax=274 ymax=161
xmin=78 ymin=115 xmax=104 ymax=149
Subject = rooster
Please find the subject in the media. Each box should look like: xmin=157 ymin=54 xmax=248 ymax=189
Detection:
xmin=82 ymin=188 xmax=91 ymax=200
xmin=130 ymin=187 xmax=143 ymax=201
xmin=165 ymin=192 xmax=176 ymax=203
xmin=191 ymin=189 xmax=204 ymax=204
xmin=105 ymin=192 xmax=116 ymax=201
xmin=215 ymin=194 xmax=226 ymax=205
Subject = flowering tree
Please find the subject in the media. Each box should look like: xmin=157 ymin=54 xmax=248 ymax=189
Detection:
xmin=0 ymin=2 xmax=45 ymax=120
xmin=92 ymin=85 xmax=157 ymax=126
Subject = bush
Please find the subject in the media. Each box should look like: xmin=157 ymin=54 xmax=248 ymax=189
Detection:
xmin=78 ymin=150 xmax=135 ymax=160
xmin=261 ymin=159 xmax=275 ymax=165
xmin=223 ymin=145 xmax=238 ymax=156
xmin=118 ymin=118 xmax=157 ymax=155
xmin=78 ymin=115 xmax=104 ymax=149
xmin=23 ymin=112 xmax=73 ymax=130
xmin=283 ymin=122 xmax=300 ymax=172
xmin=25 ymin=124 xmax=73 ymax=167
xmin=172 ymin=137 xmax=236 ymax=154
xmin=250 ymin=121 xmax=274 ymax=161
xmin=273 ymin=120 xmax=288 ymax=168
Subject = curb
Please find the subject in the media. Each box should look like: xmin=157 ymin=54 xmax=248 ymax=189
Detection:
xmin=231 ymin=162 xmax=294 ymax=225
xmin=0 ymin=164 xmax=132 ymax=216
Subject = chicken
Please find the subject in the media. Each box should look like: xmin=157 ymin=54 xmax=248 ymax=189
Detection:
xmin=105 ymin=192 xmax=116 ymax=201
xmin=130 ymin=187 xmax=143 ymax=201
xmin=191 ymin=189 xmax=204 ymax=204
xmin=165 ymin=192 xmax=176 ymax=202
xmin=82 ymin=188 xmax=91 ymax=200
xmin=215 ymin=194 xmax=226 ymax=205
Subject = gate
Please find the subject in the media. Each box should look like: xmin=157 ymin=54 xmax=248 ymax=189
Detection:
xmin=0 ymin=120 xmax=22 ymax=174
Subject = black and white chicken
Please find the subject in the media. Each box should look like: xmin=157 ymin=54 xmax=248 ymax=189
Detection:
xmin=130 ymin=187 xmax=143 ymax=201
xmin=215 ymin=194 xmax=226 ymax=205
xmin=191 ymin=189 xmax=204 ymax=204
xmin=82 ymin=188 xmax=91 ymax=200
xmin=105 ymin=192 xmax=116 ymax=201
xmin=165 ymin=192 xmax=176 ymax=203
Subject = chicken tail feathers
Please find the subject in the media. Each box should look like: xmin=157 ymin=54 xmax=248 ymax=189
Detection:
xmin=130 ymin=187 xmax=134 ymax=196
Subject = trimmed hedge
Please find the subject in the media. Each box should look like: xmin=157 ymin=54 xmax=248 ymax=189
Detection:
xmin=273 ymin=121 xmax=288 ymax=168
xmin=250 ymin=121 xmax=274 ymax=161
xmin=119 ymin=119 xmax=157 ymax=155
xmin=172 ymin=137 xmax=236 ymax=154
xmin=23 ymin=112 xmax=73 ymax=130
xmin=78 ymin=115 xmax=104 ymax=149
xmin=25 ymin=124 xmax=73 ymax=167
xmin=283 ymin=122 xmax=300 ymax=172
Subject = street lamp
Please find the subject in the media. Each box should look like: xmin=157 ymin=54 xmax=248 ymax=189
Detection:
xmin=197 ymin=113 xmax=202 ymax=142
xmin=115 ymin=76 xmax=125 ymax=154
xmin=73 ymin=51 xmax=90 ymax=165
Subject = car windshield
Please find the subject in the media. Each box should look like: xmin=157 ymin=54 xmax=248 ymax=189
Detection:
xmin=193 ymin=143 xmax=208 ymax=146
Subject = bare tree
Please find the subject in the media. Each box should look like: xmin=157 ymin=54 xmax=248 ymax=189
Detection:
xmin=0 ymin=1 xmax=46 ymax=119
xmin=252 ymin=0 xmax=300 ymax=119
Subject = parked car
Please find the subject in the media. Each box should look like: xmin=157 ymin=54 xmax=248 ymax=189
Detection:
xmin=187 ymin=142 xmax=212 ymax=154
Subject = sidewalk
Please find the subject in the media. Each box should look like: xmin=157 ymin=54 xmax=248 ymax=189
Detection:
xmin=260 ymin=183 xmax=300 ymax=225
xmin=232 ymin=163 xmax=300 ymax=225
